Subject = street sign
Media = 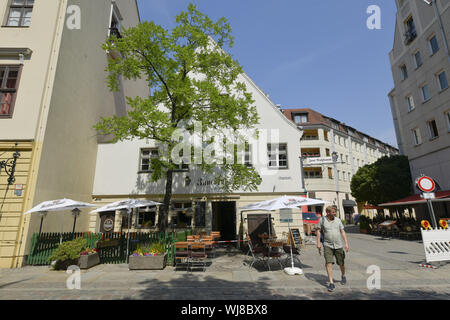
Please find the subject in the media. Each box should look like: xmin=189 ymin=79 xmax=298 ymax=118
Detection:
xmin=304 ymin=157 xmax=334 ymax=165
xmin=422 ymin=193 xmax=435 ymax=199
xmin=417 ymin=176 xmax=436 ymax=193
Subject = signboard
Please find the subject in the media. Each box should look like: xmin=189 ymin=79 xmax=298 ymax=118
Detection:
xmin=422 ymin=193 xmax=435 ymax=200
xmin=103 ymin=218 xmax=114 ymax=232
xmin=417 ymin=176 xmax=436 ymax=193
xmin=304 ymin=157 xmax=334 ymax=165
xmin=289 ymin=228 xmax=302 ymax=249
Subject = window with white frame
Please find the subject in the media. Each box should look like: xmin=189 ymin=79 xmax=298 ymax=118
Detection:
xmin=429 ymin=35 xmax=439 ymax=55
xmin=139 ymin=148 xmax=159 ymax=172
xmin=427 ymin=120 xmax=439 ymax=139
xmin=292 ymin=113 xmax=308 ymax=124
xmin=6 ymin=0 xmax=34 ymax=27
xmin=243 ymin=143 xmax=252 ymax=167
xmin=109 ymin=4 xmax=122 ymax=38
xmin=420 ymin=84 xmax=431 ymax=102
xmin=445 ymin=111 xmax=450 ymax=132
xmin=400 ymin=64 xmax=408 ymax=80
xmin=413 ymin=51 xmax=423 ymax=69
xmin=406 ymin=94 xmax=415 ymax=111
xmin=437 ymin=71 xmax=448 ymax=91
xmin=267 ymin=143 xmax=288 ymax=169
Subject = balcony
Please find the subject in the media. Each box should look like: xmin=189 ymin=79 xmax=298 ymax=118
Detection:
xmin=404 ymin=29 xmax=417 ymax=45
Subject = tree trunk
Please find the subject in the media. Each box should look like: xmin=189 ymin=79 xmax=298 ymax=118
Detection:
xmin=158 ymin=169 xmax=174 ymax=232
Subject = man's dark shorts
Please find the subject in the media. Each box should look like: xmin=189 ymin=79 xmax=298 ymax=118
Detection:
xmin=324 ymin=246 xmax=345 ymax=266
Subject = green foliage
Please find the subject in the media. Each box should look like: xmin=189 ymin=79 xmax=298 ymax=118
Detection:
xmin=49 ymin=237 xmax=87 ymax=269
xmin=350 ymin=155 xmax=412 ymax=205
xmin=359 ymin=215 xmax=372 ymax=231
xmin=94 ymin=3 xmax=261 ymax=230
xmin=133 ymin=242 xmax=166 ymax=256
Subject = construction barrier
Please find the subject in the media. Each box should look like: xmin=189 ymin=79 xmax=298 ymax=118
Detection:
xmin=420 ymin=228 xmax=450 ymax=263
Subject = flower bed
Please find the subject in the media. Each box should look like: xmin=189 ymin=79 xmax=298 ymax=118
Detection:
xmin=79 ymin=248 xmax=100 ymax=269
xmin=129 ymin=242 xmax=167 ymax=270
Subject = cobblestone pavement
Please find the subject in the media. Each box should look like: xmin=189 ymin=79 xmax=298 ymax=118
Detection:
xmin=0 ymin=226 xmax=449 ymax=300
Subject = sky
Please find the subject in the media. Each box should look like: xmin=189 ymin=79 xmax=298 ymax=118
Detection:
xmin=136 ymin=0 xmax=399 ymax=147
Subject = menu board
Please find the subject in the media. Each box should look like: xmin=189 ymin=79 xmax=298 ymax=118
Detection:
xmin=289 ymin=228 xmax=302 ymax=249
xmin=195 ymin=202 xmax=206 ymax=227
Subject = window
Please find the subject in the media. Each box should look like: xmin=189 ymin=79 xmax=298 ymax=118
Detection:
xmin=304 ymin=168 xmax=322 ymax=179
xmin=414 ymin=51 xmax=423 ymax=69
xmin=437 ymin=71 xmax=448 ymax=91
xmin=325 ymin=148 xmax=330 ymax=157
xmin=0 ymin=66 xmax=21 ymax=118
xmin=406 ymin=95 xmax=415 ymax=112
xmin=109 ymin=4 xmax=122 ymax=38
xmin=293 ymin=113 xmax=308 ymax=124
xmin=429 ymin=36 xmax=439 ymax=55
xmin=6 ymin=0 xmax=34 ymax=27
xmin=139 ymin=148 xmax=159 ymax=172
xmin=137 ymin=208 xmax=156 ymax=229
xmin=348 ymin=172 xmax=351 ymax=182
xmin=337 ymin=170 xmax=341 ymax=180
xmin=343 ymin=171 xmax=346 ymax=181
xmin=268 ymin=143 xmax=288 ymax=169
xmin=427 ymin=120 xmax=439 ymax=139
xmin=323 ymin=130 xmax=329 ymax=141
xmin=445 ymin=111 xmax=450 ymax=132
xmin=400 ymin=64 xmax=408 ymax=80
xmin=413 ymin=127 xmax=421 ymax=144
xmin=421 ymin=84 xmax=431 ymax=102
xmin=404 ymin=16 xmax=417 ymax=44
xmin=328 ymin=168 xmax=333 ymax=179
xmin=244 ymin=143 xmax=252 ymax=167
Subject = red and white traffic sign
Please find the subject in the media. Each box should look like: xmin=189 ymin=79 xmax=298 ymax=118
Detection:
xmin=417 ymin=176 xmax=436 ymax=193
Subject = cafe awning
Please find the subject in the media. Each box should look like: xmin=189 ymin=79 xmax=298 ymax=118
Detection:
xmin=379 ymin=190 xmax=450 ymax=207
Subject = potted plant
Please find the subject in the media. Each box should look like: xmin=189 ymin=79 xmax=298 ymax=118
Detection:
xmin=129 ymin=242 xmax=167 ymax=270
xmin=79 ymin=248 xmax=100 ymax=269
xmin=48 ymin=237 xmax=86 ymax=270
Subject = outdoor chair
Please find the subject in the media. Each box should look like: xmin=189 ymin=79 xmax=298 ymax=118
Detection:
xmin=201 ymin=235 xmax=216 ymax=258
xmin=211 ymin=231 xmax=221 ymax=240
xmin=187 ymin=243 xmax=208 ymax=272
xmin=245 ymin=235 xmax=264 ymax=269
xmin=174 ymin=243 xmax=189 ymax=271
xmin=263 ymin=241 xmax=284 ymax=271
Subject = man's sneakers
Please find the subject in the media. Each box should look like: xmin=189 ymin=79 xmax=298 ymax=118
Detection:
xmin=327 ymin=283 xmax=335 ymax=292
xmin=341 ymin=276 xmax=347 ymax=285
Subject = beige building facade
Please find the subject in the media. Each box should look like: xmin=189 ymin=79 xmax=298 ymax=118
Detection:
xmin=282 ymin=108 xmax=399 ymax=222
xmin=388 ymin=0 xmax=450 ymax=193
xmin=0 ymin=0 xmax=146 ymax=268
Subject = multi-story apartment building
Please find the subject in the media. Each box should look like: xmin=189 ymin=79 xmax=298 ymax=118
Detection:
xmin=282 ymin=108 xmax=399 ymax=222
xmin=0 ymin=0 xmax=146 ymax=268
xmin=388 ymin=0 xmax=450 ymax=191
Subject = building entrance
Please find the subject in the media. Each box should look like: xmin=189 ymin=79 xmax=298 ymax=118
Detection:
xmin=211 ymin=202 xmax=236 ymax=241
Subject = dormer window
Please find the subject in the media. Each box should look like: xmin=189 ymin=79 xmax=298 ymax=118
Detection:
xmin=292 ymin=113 xmax=308 ymax=124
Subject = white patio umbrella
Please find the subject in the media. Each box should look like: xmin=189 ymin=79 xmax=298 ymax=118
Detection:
xmin=25 ymin=198 xmax=97 ymax=244
xmin=239 ymin=195 xmax=326 ymax=276
xmin=90 ymin=199 xmax=162 ymax=262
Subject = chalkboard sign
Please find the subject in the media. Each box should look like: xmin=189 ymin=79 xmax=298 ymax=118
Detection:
xmin=289 ymin=228 xmax=302 ymax=249
xmin=194 ymin=202 xmax=206 ymax=227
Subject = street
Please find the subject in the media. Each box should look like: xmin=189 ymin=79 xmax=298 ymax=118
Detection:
xmin=0 ymin=226 xmax=449 ymax=300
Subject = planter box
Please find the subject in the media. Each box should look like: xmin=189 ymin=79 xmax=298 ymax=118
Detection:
xmin=79 ymin=253 xmax=100 ymax=269
xmin=53 ymin=258 xmax=79 ymax=271
xmin=129 ymin=253 xmax=167 ymax=270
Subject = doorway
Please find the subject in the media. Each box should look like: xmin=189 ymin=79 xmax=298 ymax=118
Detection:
xmin=211 ymin=202 xmax=236 ymax=241
xmin=247 ymin=214 xmax=273 ymax=246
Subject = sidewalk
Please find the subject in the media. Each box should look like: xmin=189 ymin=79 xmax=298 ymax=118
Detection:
xmin=0 ymin=229 xmax=449 ymax=300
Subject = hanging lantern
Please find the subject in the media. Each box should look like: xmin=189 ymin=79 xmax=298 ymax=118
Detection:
xmin=421 ymin=220 xmax=431 ymax=230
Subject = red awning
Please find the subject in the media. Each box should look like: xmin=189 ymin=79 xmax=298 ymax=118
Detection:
xmin=379 ymin=190 xmax=450 ymax=207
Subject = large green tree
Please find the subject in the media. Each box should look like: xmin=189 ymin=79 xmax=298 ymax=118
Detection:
xmin=350 ymin=155 xmax=412 ymax=205
xmin=94 ymin=4 xmax=261 ymax=231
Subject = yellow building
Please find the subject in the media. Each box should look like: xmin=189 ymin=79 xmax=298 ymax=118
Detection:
xmin=0 ymin=0 xmax=146 ymax=268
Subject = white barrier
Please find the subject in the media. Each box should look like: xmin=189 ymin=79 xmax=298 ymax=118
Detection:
xmin=420 ymin=228 xmax=450 ymax=263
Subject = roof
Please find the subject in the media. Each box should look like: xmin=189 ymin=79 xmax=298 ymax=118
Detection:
xmin=379 ymin=190 xmax=450 ymax=207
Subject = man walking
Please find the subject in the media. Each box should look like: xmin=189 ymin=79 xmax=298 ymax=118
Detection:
xmin=316 ymin=206 xmax=349 ymax=292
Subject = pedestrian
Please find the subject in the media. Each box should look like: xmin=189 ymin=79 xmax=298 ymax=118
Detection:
xmin=316 ymin=205 xmax=350 ymax=292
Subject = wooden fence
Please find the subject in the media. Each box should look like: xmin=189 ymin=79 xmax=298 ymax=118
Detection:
xmin=26 ymin=230 xmax=192 ymax=266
